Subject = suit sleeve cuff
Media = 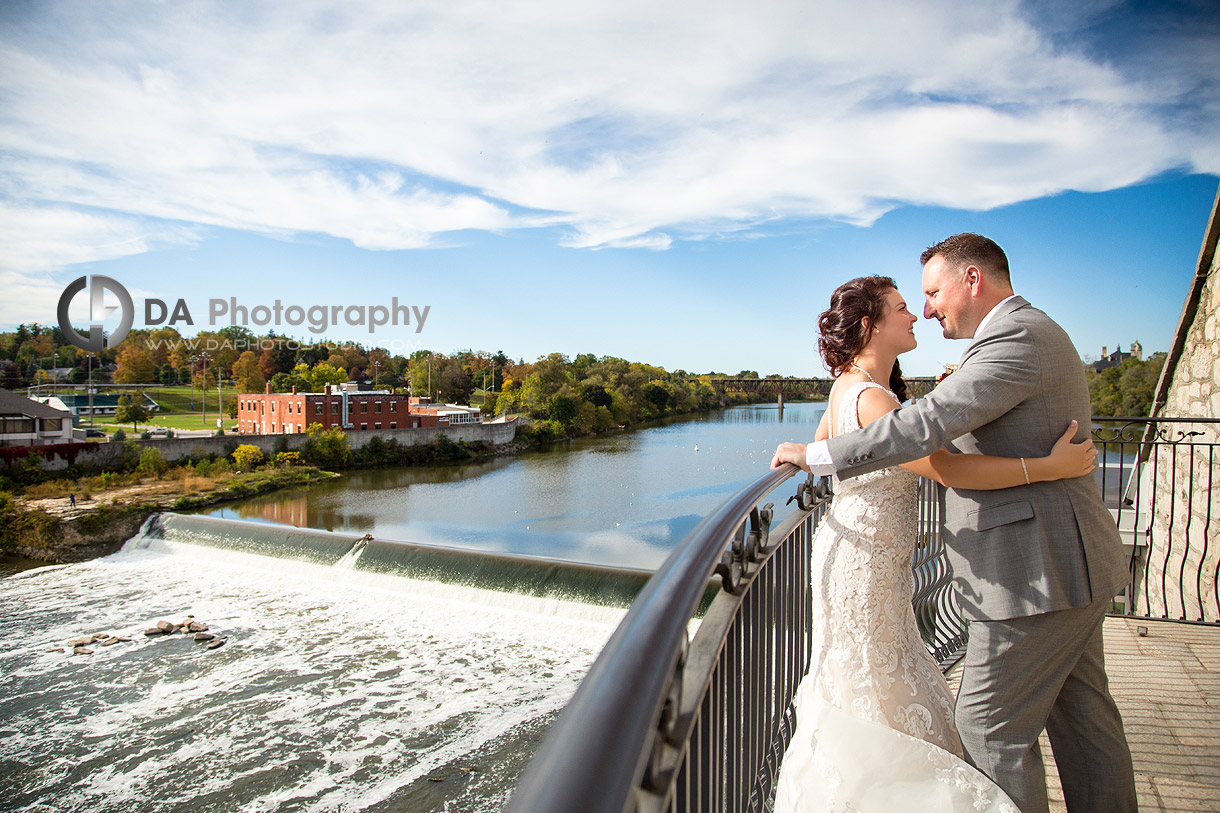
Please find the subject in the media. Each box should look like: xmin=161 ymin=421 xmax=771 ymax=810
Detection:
xmin=806 ymin=440 xmax=836 ymax=476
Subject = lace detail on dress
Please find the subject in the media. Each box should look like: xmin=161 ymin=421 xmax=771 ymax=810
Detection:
xmin=818 ymin=382 xmax=958 ymax=751
xmin=773 ymin=382 xmax=1018 ymax=813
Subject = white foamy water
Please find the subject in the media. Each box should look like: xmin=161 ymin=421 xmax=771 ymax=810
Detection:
xmin=0 ymin=540 xmax=621 ymax=812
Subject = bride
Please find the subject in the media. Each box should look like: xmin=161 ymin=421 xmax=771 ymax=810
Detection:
xmin=770 ymin=275 xmax=1095 ymax=812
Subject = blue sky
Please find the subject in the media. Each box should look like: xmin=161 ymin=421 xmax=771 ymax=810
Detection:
xmin=2 ymin=0 xmax=1218 ymax=376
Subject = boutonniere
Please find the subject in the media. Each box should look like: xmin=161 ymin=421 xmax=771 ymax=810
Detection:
xmin=936 ymin=364 xmax=958 ymax=384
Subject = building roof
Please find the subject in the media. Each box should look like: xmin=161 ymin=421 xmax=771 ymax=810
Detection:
xmin=51 ymin=393 xmax=125 ymax=408
xmin=0 ymin=389 xmax=72 ymax=419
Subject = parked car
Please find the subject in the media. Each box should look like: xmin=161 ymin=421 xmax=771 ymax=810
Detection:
xmin=149 ymin=426 xmax=168 ymax=436
xmin=84 ymin=428 xmax=105 ymax=438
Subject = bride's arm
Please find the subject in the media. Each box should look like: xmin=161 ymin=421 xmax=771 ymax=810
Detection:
xmin=855 ymin=388 xmax=1096 ymax=489
xmin=814 ymin=406 xmax=830 ymax=442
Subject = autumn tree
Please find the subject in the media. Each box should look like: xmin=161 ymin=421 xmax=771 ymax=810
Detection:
xmin=232 ymin=351 xmax=267 ymax=393
xmin=114 ymin=344 xmax=155 ymax=384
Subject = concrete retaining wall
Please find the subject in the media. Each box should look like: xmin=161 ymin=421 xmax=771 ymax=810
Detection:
xmin=3 ymin=420 xmax=519 ymax=470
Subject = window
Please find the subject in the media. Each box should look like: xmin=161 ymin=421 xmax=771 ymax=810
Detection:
xmin=375 ymin=402 xmax=382 ymax=413
xmin=360 ymin=402 xmax=368 ymax=414
xmin=390 ymin=422 xmax=396 ymax=429
xmin=315 ymin=403 xmax=323 ymax=414
xmin=390 ymin=402 xmax=397 ymax=412
xmin=375 ymin=422 xmax=381 ymax=429
xmin=1 ymin=417 xmax=35 ymax=433
xmin=331 ymin=402 xmax=339 ymax=414
xmin=360 ymin=422 xmax=367 ymax=430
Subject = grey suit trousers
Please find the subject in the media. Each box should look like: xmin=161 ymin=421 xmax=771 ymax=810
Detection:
xmin=955 ymin=599 xmax=1138 ymax=813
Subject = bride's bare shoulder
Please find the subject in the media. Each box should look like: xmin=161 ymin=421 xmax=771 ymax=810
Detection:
xmin=856 ymin=385 xmax=901 ymax=427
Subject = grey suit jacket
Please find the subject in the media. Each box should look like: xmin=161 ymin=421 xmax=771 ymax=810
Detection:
xmin=827 ymin=296 xmax=1128 ymax=621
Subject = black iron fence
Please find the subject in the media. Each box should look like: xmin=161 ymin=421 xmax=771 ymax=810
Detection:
xmin=507 ymin=415 xmax=1219 ymax=813
xmin=1094 ymin=416 xmax=1220 ymax=623
xmin=504 ymin=463 xmax=826 ymax=813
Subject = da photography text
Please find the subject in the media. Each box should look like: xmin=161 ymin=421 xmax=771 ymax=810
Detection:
xmin=145 ymin=297 xmax=431 ymax=335
xmin=57 ymin=275 xmax=431 ymax=355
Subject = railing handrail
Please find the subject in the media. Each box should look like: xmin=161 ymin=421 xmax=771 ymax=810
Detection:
xmin=505 ymin=463 xmax=803 ymax=813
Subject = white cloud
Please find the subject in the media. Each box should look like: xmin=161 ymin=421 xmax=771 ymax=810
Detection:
xmin=0 ymin=0 xmax=1215 ymax=271
xmin=0 ymin=201 xmax=200 ymax=325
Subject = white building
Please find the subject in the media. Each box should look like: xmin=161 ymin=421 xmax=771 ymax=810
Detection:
xmin=0 ymin=389 xmax=74 ymax=447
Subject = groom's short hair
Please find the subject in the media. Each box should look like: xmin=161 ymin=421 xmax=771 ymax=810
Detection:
xmin=921 ymin=233 xmax=1011 ymax=286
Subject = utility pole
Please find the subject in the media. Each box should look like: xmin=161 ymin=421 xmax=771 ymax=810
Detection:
xmin=195 ymin=353 xmax=211 ymax=426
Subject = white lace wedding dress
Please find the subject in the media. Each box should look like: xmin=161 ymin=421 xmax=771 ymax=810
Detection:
xmin=773 ymin=382 xmax=1017 ymax=812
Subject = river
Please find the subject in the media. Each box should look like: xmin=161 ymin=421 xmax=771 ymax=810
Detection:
xmin=0 ymin=402 xmax=824 ymax=813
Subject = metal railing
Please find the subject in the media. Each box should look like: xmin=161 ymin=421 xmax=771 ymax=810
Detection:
xmin=505 ymin=463 xmax=828 ymax=813
xmin=1095 ymin=416 xmax=1220 ymax=623
xmin=507 ymin=415 xmax=1219 ymax=813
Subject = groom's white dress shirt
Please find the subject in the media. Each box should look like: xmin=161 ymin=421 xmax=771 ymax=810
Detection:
xmin=803 ymin=295 xmax=1017 ymax=473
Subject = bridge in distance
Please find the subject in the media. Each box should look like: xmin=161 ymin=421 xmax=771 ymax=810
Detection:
xmin=709 ymin=376 xmax=940 ymax=404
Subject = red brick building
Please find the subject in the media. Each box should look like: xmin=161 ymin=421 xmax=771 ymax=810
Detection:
xmin=237 ymin=385 xmax=460 ymax=435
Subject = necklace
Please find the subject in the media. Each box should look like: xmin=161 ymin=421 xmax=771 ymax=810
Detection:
xmin=851 ymin=363 xmax=896 ymax=396
xmin=850 ymin=363 xmax=879 ymax=386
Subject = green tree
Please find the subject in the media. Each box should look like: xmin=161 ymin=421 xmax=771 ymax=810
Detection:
xmin=1085 ymin=353 xmax=1166 ymax=417
xmin=137 ymin=447 xmax=168 ymax=476
xmin=546 ymin=393 xmax=578 ymax=425
xmin=306 ymin=362 xmax=347 ymax=392
xmin=302 ymin=423 xmax=349 ymax=468
xmin=115 ymin=393 xmax=151 ymax=430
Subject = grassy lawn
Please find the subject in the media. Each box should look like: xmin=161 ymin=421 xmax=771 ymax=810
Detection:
xmin=90 ymin=386 xmax=240 ymax=434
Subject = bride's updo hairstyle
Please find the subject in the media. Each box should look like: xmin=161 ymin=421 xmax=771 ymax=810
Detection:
xmin=817 ymin=275 xmax=908 ymax=403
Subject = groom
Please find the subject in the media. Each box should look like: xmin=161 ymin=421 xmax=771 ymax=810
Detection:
xmin=774 ymin=233 xmax=1137 ymax=812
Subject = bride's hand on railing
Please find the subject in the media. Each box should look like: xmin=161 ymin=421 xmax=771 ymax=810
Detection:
xmin=770 ymin=442 xmax=810 ymax=472
xmin=1040 ymin=420 xmax=1097 ymax=481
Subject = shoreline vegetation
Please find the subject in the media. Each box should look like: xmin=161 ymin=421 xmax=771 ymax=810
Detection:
xmin=0 ymin=428 xmax=521 ymax=567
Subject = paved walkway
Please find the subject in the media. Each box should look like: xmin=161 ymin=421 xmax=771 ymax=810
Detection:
xmin=947 ymin=616 xmax=1220 ymax=812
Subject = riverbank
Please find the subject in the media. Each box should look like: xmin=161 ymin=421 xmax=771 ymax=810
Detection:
xmin=1 ymin=466 xmax=339 ymax=565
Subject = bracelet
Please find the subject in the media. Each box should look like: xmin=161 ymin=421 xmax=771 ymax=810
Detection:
xmin=1020 ymin=457 xmax=1030 ymax=485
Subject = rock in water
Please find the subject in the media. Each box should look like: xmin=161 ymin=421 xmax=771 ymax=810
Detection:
xmin=187 ymin=621 xmax=209 ymax=633
xmin=206 ymin=638 xmax=226 ymax=650
xmin=194 ymin=632 xmax=215 ymax=642
xmin=66 ymin=636 xmax=93 ymax=647
xmin=145 ymin=628 xmax=165 ymax=636
xmin=73 ymin=646 xmax=93 ymax=655
xmin=155 ymin=620 xmax=175 ymax=633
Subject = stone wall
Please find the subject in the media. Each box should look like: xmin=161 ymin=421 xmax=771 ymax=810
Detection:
xmin=1138 ymin=188 xmax=1220 ymax=621
xmin=130 ymin=419 xmax=519 ymax=463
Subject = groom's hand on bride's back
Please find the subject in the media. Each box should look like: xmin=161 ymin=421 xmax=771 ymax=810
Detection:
xmin=771 ymin=442 xmax=811 ymax=472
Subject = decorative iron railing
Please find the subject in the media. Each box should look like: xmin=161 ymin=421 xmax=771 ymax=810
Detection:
xmin=507 ymin=415 xmax=1219 ymax=813
xmin=1094 ymin=416 xmax=1220 ymax=624
xmin=504 ymin=463 xmax=827 ymax=813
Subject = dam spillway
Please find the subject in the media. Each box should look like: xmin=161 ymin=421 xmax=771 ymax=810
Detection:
xmin=0 ymin=514 xmax=646 ymax=812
